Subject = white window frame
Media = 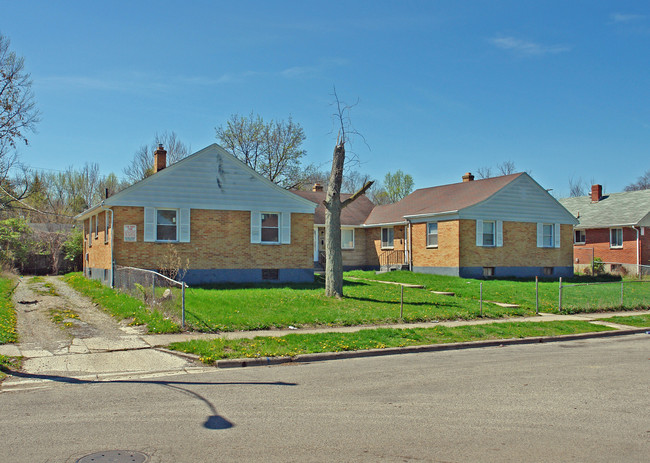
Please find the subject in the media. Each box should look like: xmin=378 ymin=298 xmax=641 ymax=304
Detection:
xmin=381 ymin=227 xmax=394 ymax=249
xmin=341 ymin=228 xmax=355 ymax=250
xmin=574 ymin=229 xmax=585 ymax=245
xmin=94 ymin=214 xmax=98 ymax=240
xmin=542 ymin=223 xmax=554 ymax=248
xmin=261 ymin=212 xmax=280 ymax=244
xmin=482 ymin=220 xmax=496 ymax=247
xmin=156 ymin=209 xmax=178 ymax=242
xmin=88 ymin=218 xmax=92 ymax=248
xmin=426 ymin=222 xmax=438 ymax=248
xmin=610 ymin=228 xmax=623 ymax=249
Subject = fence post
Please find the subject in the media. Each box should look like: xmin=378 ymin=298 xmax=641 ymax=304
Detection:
xmin=478 ymin=281 xmax=483 ymax=318
xmin=621 ymin=281 xmax=624 ymax=307
xmin=558 ymin=277 xmax=563 ymax=312
xmin=182 ymin=282 xmax=186 ymax=329
xmin=535 ymin=276 xmax=539 ymax=315
xmin=152 ymin=276 xmax=155 ymax=304
xmin=400 ymin=285 xmax=404 ymax=319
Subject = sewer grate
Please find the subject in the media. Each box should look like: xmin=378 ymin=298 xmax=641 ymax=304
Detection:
xmin=76 ymin=450 xmax=148 ymax=463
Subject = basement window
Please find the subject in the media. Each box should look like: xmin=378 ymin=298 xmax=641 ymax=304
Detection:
xmin=262 ymin=269 xmax=279 ymax=281
xmin=483 ymin=267 xmax=495 ymax=277
xmin=543 ymin=267 xmax=554 ymax=276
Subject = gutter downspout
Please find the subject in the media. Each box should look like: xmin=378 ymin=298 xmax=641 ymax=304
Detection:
xmin=98 ymin=203 xmax=114 ymax=288
xmin=633 ymin=226 xmax=640 ymax=277
xmin=407 ymin=220 xmax=413 ymax=271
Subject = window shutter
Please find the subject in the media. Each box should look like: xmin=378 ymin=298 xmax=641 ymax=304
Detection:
xmin=179 ymin=208 xmax=191 ymax=242
xmin=476 ymin=220 xmax=483 ymax=247
xmin=554 ymin=223 xmax=561 ymax=248
xmin=144 ymin=207 xmax=155 ymax=242
xmin=536 ymin=223 xmax=543 ymax=248
xmin=496 ymin=220 xmax=503 ymax=247
xmin=250 ymin=211 xmax=261 ymax=243
xmin=281 ymin=212 xmax=291 ymax=244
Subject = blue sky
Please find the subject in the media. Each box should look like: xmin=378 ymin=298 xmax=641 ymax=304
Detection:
xmin=3 ymin=1 xmax=649 ymax=197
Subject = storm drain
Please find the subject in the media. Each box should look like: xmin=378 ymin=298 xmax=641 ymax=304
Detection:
xmin=76 ymin=450 xmax=148 ymax=463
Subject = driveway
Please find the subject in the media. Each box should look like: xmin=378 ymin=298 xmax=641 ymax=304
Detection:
xmin=0 ymin=276 xmax=204 ymax=389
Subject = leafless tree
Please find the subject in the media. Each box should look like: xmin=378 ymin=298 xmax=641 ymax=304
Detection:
xmin=123 ymin=131 xmax=190 ymax=183
xmin=476 ymin=166 xmax=493 ymax=179
xmin=0 ymin=33 xmax=40 ymax=209
xmin=216 ymin=113 xmax=306 ymax=189
xmin=497 ymin=160 xmax=516 ymax=176
xmin=323 ymin=91 xmax=373 ymax=298
xmin=568 ymin=176 xmax=587 ymax=197
xmin=624 ymin=169 xmax=650 ymax=191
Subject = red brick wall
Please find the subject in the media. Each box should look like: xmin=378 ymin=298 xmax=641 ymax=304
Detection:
xmin=573 ymin=227 xmax=640 ymax=266
xmin=110 ymin=207 xmax=313 ymax=270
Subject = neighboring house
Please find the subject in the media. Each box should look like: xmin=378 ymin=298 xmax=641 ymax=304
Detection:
xmin=559 ymin=185 xmax=650 ymax=276
xmin=294 ymin=172 xmax=577 ymax=278
xmin=75 ymin=144 xmax=316 ymax=286
xmin=362 ymin=172 xmax=577 ymax=278
xmin=292 ymin=185 xmax=376 ymax=271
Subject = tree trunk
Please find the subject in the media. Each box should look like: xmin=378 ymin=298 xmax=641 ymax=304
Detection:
xmin=324 ymin=142 xmax=345 ymax=298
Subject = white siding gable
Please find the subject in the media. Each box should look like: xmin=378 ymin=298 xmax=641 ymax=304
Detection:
xmin=105 ymin=144 xmax=316 ymax=214
xmin=460 ymin=174 xmax=577 ymax=225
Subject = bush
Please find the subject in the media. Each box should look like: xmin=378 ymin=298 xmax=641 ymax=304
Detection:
xmin=0 ymin=218 xmax=33 ymax=271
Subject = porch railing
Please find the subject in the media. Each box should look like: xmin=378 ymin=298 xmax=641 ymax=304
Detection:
xmin=379 ymin=249 xmax=406 ymax=268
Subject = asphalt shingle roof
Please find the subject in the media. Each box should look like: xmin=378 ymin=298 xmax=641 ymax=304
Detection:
xmin=558 ymin=189 xmax=650 ymax=228
xmin=291 ymin=190 xmax=376 ymax=226
xmin=364 ymin=173 xmax=523 ymax=225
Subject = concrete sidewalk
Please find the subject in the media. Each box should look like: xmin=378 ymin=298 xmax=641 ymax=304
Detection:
xmin=1 ymin=310 xmax=648 ymax=391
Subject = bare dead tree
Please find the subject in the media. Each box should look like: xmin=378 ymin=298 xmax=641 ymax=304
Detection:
xmin=624 ymin=169 xmax=650 ymax=191
xmin=476 ymin=166 xmax=492 ymax=179
xmin=123 ymin=131 xmax=190 ymax=183
xmin=497 ymin=160 xmax=516 ymax=176
xmin=568 ymin=176 xmax=587 ymax=197
xmin=323 ymin=90 xmax=373 ymax=298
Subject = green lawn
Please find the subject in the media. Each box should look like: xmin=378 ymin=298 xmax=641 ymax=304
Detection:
xmin=179 ymin=277 xmax=534 ymax=332
xmin=63 ymin=273 xmax=180 ymax=333
xmin=168 ymin=320 xmax=615 ymax=364
xmin=345 ymin=270 xmax=650 ymax=313
xmin=0 ymin=277 xmax=17 ymax=344
xmin=597 ymin=313 xmax=650 ymax=327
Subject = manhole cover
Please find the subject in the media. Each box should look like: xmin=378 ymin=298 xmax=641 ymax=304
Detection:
xmin=76 ymin=450 xmax=148 ymax=463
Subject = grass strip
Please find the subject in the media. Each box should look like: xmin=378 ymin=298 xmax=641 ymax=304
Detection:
xmin=63 ymin=273 xmax=180 ymax=334
xmin=0 ymin=277 xmax=17 ymax=344
xmin=0 ymin=354 xmax=21 ymax=380
xmin=597 ymin=314 xmax=650 ymax=328
xmin=181 ymin=277 xmax=533 ymax=332
xmin=168 ymin=320 xmax=614 ymax=364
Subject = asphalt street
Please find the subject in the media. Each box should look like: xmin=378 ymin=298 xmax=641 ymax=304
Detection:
xmin=1 ymin=334 xmax=648 ymax=462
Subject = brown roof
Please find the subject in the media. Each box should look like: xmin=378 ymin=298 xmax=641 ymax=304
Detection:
xmin=364 ymin=173 xmax=523 ymax=225
xmin=291 ymin=190 xmax=376 ymax=226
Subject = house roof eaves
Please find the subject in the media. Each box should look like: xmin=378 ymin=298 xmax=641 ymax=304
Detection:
xmin=362 ymin=221 xmax=408 ymax=228
xmin=403 ymin=210 xmax=459 ymax=220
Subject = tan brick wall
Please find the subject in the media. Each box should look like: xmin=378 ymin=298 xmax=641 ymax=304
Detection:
xmin=111 ymin=207 xmax=313 ymax=270
xmin=84 ymin=211 xmax=112 ymax=271
xmin=342 ymin=228 xmax=370 ymax=267
xmin=458 ymin=220 xmax=573 ymax=267
xmin=411 ymin=221 xmax=460 ymax=268
xmin=366 ymin=225 xmax=407 ymax=266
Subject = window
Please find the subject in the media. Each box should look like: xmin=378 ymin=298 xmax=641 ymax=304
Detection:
xmin=262 ymin=269 xmax=279 ymax=280
xmin=156 ymin=209 xmax=177 ymax=241
xmin=381 ymin=227 xmax=394 ymax=249
xmin=482 ymin=221 xmax=495 ymax=247
xmin=610 ymin=228 xmax=623 ymax=248
xmin=542 ymin=224 xmax=554 ymax=248
xmin=261 ymin=213 xmax=280 ymax=243
xmin=88 ymin=218 xmax=92 ymax=248
xmin=483 ymin=267 xmax=495 ymax=277
xmin=341 ymin=228 xmax=355 ymax=249
xmin=574 ymin=229 xmax=585 ymax=245
xmin=543 ymin=267 xmax=554 ymax=276
xmin=94 ymin=214 xmax=98 ymax=239
xmin=427 ymin=222 xmax=438 ymax=247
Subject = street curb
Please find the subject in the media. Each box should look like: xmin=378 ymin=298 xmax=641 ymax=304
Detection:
xmin=214 ymin=327 xmax=649 ymax=369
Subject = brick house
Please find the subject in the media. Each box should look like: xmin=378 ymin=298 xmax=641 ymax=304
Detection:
xmin=361 ymin=172 xmax=577 ymax=278
xmin=294 ymin=172 xmax=577 ymax=278
xmin=559 ymin=185 xmax=650 ymax=276
xmin=75 ymin=144 xmax=316 ymax=286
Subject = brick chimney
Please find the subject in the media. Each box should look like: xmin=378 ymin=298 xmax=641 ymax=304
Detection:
xmin=462 ymin=172 xmax=474 ymax=182
xmin=312 ymin=183 xmax=324 ymax=192
xmin=154 ymin=144 xmax=167 ymax=173
xmin=591 ymin=184 xmax=602 ymax=202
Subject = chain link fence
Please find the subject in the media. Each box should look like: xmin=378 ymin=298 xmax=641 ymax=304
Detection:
xmin=114 ymin=265 xmax=187 ymax=327
xmin=559 ymin=277 xmax=650 ymax=312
